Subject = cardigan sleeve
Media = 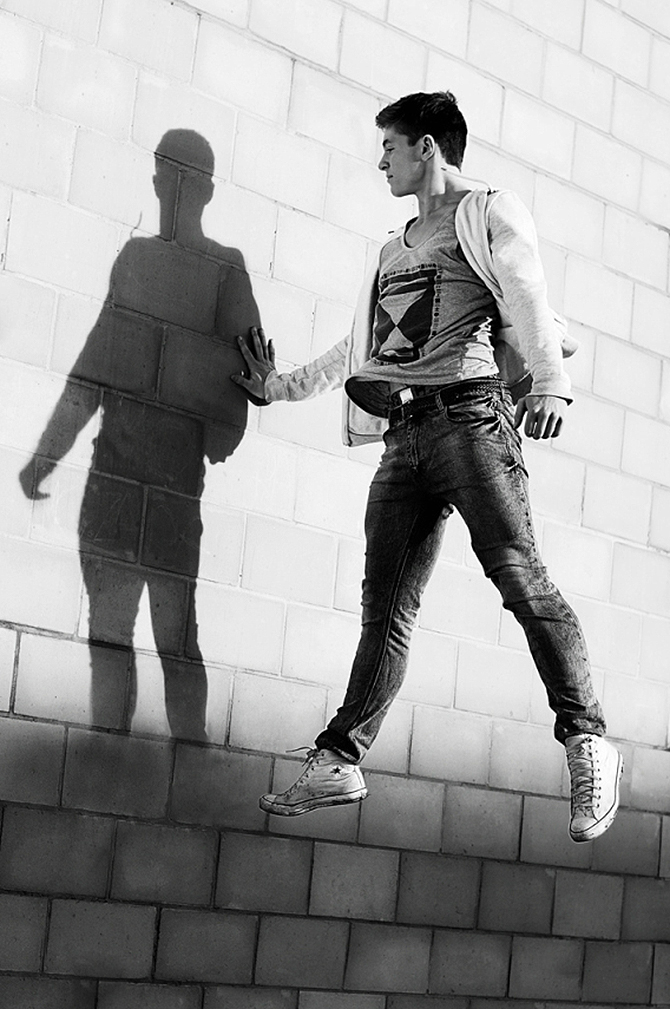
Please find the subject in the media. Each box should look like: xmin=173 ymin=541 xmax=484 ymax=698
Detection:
xmin=263 ymin=337 xmax=348 ymax=402
xmin=487 ymin=190 xmax=571 ymax=400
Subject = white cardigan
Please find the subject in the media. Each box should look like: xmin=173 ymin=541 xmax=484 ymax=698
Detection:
xmin=265 ymin=188 xmax=576 ymax=447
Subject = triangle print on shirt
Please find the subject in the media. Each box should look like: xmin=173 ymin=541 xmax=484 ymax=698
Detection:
xmin=374 ymin=265 xmax=438 ymax=363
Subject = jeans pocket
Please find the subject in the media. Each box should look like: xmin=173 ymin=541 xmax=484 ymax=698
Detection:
xmin=446 ymin=394 xmax=497 ymax=423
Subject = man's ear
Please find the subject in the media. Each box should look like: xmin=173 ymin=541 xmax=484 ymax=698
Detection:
xmin=420 ymin=135 xmax=437 ymax=161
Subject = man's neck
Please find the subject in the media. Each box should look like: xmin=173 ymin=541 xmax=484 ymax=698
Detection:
xmin=414 ymin=167 xmax=470 ymax=222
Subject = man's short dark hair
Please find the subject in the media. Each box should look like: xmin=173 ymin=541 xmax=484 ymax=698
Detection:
xmin=375 ymin=91 xmax=467 ymax=169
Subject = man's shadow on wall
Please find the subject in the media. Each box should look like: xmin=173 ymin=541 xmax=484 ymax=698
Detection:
xmin=20 ymin=130 xmax=259 ymax=742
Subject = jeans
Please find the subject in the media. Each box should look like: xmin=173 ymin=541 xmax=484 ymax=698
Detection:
xmin=316 ymin=381 xmax=606 ymax=763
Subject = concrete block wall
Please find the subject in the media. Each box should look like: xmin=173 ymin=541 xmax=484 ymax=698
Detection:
xmin=0 ymin=0 xmax=669 ymax=1003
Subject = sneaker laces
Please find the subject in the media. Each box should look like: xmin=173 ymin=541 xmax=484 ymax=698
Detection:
xmin=282 ymin=747 xmax=320 ymax=798
xmin=566 ymin=738 xmax=601 ymax=814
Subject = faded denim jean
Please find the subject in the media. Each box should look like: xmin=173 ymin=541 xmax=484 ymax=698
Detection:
xmin=316 ymin=380 xmax=606 ymax=763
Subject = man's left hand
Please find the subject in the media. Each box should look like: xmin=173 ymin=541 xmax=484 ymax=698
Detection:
xmin=514 ymin=394 xmax=566 ymax=439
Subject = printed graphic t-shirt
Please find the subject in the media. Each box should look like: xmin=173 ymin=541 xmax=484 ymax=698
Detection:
xmin=345 ymin=201 xmax=501 ymax=417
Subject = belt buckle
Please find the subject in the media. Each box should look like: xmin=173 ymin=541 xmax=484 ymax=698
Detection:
xmin=398 ymin=387 xmax=413 ymax=405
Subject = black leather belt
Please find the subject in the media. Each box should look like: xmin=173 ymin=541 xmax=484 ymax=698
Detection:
xmin=387 ymin=378 xmax=503 ymax=426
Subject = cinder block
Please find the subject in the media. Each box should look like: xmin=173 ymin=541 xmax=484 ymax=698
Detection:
xmin=583 ymin=0 xmax=651 ymax=85
xmin=63 ymin=728 xmax=172 ymax=818
xmin=0 ymin=627 xmax=15 ymax=711
xmin=233 ymin=117 xmax=328 ymax=218
xmin=38 ymin=37 xmax=135 ymax=140
xmin=282 ymin=603 xmax=359 ymax=689
xmin=133 ymin=74 xmax=236 ymax=180
xmin=250 ymin=0 xmax=341 ymax=68
xmin=490 ymin=722 xmax=564 ymax=796
xmin=521 ymin=796 xmax=592 ymax=869
xmin=217 ymin=832 xmax=312 ymax=914
xmin=255 ymin=915 xmax=348 ymax=988
xmin=397 ymin=851 xmax=479 ymax=928
xmin=542 ymin=521 xmax=612 ymax=601
xmin=603 ymin=672 xmax=668 ymax=747
xmin=387 ymin=999 xmax=467 ymax=1009
xmin=0 ymin=10 xmax=41 ymax=103
xmin=534 ymin=175 xmax=605 ymax=258
xmin=345 ymin=922 xmax=431 ymax=993
xmin=46 ymin=899 xmax=155 ymax=978
xmin=300 ymin=994 xmax=383 ymax=1009
xmin=582 ymin=939 xmax=653 ymax=1004
xmin=641 ymin=616 xmax=670 ymax=684
xmin=171 ymin=744 xmax=270 ymax=830
xmin=266 ymin=757 xmax=361 ymax=843
xmin=358 ymin=772 xmax=444 ymax=851
xmin=420 ymin=561 xmax=501 ymax=643
xmin=70 ymin=132 xmax=158 ymax=231
xmin=398 ymin=628 xmax=457 ymax=709
xmin=640 ymin=158 xmax=670 ymax=231
xmin=0 ymin=807 xmax=114 ymax=896
xmin=194 ymin=19 xmax=291 ymax=124
xmin=156 ymin=908 xmax=256 ymax=983
xmin=565 ymin=256 xmax=634 ymax=343
xmin=425 ymin=51 xmax=503 ymax=146
xmin=443 ymin=783 xmax=521 ymax=860
xmin=310 ymin=841 xmax=398 ymax=921
xmin=248 ymin=276 xmax=314 ymax=368
xmin=100 ymin=0 xmax=196 ymax=78
xmin=0 ymin=537 xmax=82 ymax=634
xmin=206 ymin=426 xmax=294 ymax=523
xmin=513 ymin=0 xmax=584 ymax=47
xmin=556 ymin=395 xmax=626 ymax=472
xmin=623 ymin=879 xmax=670 ymax=941
xmin=15 ymin=633 xmax=127 ymax=729
xmin=612 ymin=543 xmax=670 ymax=618
xmin=112 ymin=820 xmax=216 ymax=905
xmin=569 ymin=598 xmax=641 ymax=679
xmin=623 ymin=0 xmax=670 ymax=35
xmin=0 ymin=101 xmax=76 ymax=201
xmin=229 ymin=672 xmax=327 ymax=754
xmin=650 ymin=34 xmax=670 ymax=102
xmin=289 ymin=64 xmax=379 ymax=162
xmin=2 ymin=0 xmax=101 ymax=39
xmin=294 ymin=452 xmax=372 ymax=538
xmin=632 ymin=282 xmax=670 ymax=356
xmin=258 ymin=392 xmax=345 ymax=457
xmin=339 ymin=11 xmax=425 ymax=97
xmin=0 ymin=272 xmax=55 ymax=368
xmin=0 ymin=976 xmax=96 ymax=1009
xmin=502 ymin=91 xmax=574 ymax=179
xmin=187 ymin=0 xmax=249 ymax=24
xmin=361 ymin=697 xmax=412 ymax=774
xmin=274 ymin=209 xmax=367 ymax=306
xmin=242 ymin=516 xmax=336 ymax=605
xmin=592 ymin=808 xmax=660 ymax=877
xmin=388 ymin=0 xmax=468 ymax=50
xmin=573 ymin=125 xmax=642 ymax=211
xmin=142 ymin=488 xmax=203 ymax=578
xmin=206 ymin=988 xmax=297 ymax=1009
xmin=465 ymin=141 xmax=536 ymax=209
xmin=553 ymin=869 xmax=623 ymax=939
xmin=509 ymin=935 xmax=583 ymax=1000
xmin=202 ymin=182 xmax=278 ymax=278
xmin=468 ymin=4 xmax=543 ymax=95
xmin=194 ymin=502 xmax=242 ymax=586
xmin=604 ymin=208 xmax=668 ymax=290
xmin=429 ymin=929 xmax=510 ymax=997
xmin=0 ymin=893 xmax=47 ymax=971
xmin=584 ymin=467 xmax=652 ymax=544
xmin=410 ymin=707 xmax=491 ymax=786
xmin=324 ymin=152 xmax=408 ymax=243
xmin=455 ymin=639 xmax=533 ymax=722
xmin=479 ymin=861 xmax=554 ymax=934
xmin=653 ymin=942 xmax=670 ymax=1006
xmin=613 ymin=80 xmax=670 ymax=164
xmin=623 ymin=414 xmax=670 ymax=487
xmin=97 ymin=982 xmax=202 ymax=1009
xmin=525 ymin=444 xmax=584 ymax=528
xmin=6 ymin=192 xmax=120 ymax=301
xmin=334 ymin=537 xmax=365 ymax=615
xmin=0 ymin=716 xmax=64 ymax=805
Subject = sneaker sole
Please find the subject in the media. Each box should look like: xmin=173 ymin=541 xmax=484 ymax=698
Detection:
xmin=259 ymin=788 xmax=368 ymax=817
xmin=569 ymin=752 xmax=624 ymax=843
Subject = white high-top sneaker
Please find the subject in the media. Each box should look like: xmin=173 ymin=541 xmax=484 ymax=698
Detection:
xmin=565 ymin=733 xmax=623 ymax=843
xmin=259 ymin=748 xmax=368 ymax=816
